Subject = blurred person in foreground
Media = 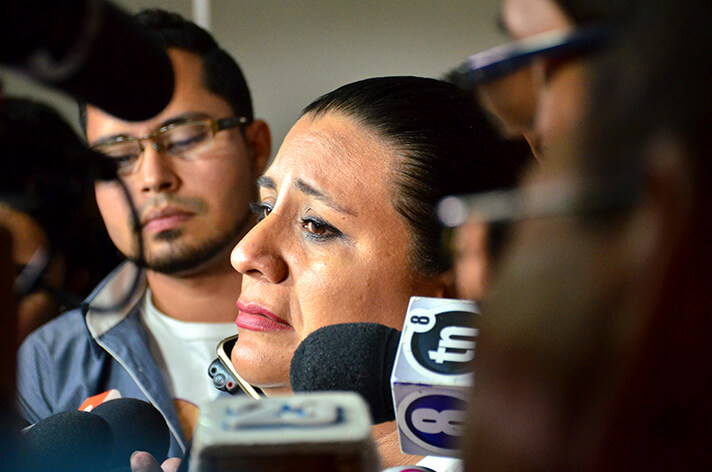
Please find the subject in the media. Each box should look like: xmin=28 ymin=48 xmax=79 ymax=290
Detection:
xmin=449 ymin=0 xmax=633 ymax=160
xmin=16 ymin=9 xmax=271 ymax=459
xmin=0 ymin=97 xmax=119 ymax=342
xmin=463 ymin=0 xmax=712 ymax=469
xmin=1 ymin=96 xmax=118 ymax=472
xmin=0 ymin=84 xmax=22 ymax=472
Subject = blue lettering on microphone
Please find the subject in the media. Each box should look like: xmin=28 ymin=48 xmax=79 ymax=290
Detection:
xmin=403 ymin=394 xmax=467 ymax=449
xmin=223 ymin=400 xmax=343 ymax=430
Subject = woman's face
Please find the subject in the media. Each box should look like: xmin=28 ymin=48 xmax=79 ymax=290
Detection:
xmin=230 ymin=112 xmax=445 ymax=394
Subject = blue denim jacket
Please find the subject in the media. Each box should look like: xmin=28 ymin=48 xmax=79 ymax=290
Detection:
xmin=16 ymin=263 xmax=192 ymax=459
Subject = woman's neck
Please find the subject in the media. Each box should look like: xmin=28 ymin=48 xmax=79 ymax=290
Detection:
xmin=371 ymin=420 xmax=424 ymax=469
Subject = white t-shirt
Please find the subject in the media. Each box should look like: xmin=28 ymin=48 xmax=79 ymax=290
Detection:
xmin=416 ymin=456 xmax=463 ymax=472
xmin=140 ymin=289 xmax=237 ymax=409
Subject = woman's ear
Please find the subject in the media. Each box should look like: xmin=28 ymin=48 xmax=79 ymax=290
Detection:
xmin=244 ymin=119 xmax=272 ymax=176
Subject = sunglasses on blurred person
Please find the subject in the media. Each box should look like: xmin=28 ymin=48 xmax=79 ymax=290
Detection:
xmin=447 ymin=26 xmax=613 ymax=140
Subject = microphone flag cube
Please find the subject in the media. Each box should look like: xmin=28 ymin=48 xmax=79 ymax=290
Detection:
xmin=391 ymin=297 xmax=479 ymax=457
xmin=189 ymin=391 xmax=379 ymax=472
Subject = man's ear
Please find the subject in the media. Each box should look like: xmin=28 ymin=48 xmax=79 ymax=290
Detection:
xmin=434 ymin=269 xmax=458 ymax=299
xmin=638 ymin=134 xmax=695 ymax=263
xmin=244 ymin=119 xmax=271 ymax=175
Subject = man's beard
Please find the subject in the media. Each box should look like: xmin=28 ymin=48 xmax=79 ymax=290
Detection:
xmin=127 ymin=209 xmax=251 ymax=275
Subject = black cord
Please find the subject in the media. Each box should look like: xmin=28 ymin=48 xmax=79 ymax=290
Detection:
xmin=88 ymin=176 xmax=145 ymax=313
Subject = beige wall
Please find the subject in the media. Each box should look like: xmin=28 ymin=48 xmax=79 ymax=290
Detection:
xmin=0 ymin=0 xmax=504 ymax=155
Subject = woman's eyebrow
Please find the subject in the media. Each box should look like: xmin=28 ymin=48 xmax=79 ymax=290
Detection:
xmin=257 ymin=174 xmax=357 ymax=216
xmin=257 ymin=175 xmax=277 ymax=190
xmin=295 ymin=178 xmax=356 ymax=216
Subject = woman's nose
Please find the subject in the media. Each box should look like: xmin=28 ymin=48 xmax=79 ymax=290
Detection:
xmin=230 ymin=214 xmax=289 ymax=284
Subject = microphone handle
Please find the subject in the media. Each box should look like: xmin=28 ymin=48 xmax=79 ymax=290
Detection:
xmin=381 ymin=467 xmax=437 ymax=472
xmin=176 ymin=441 xmax=191 ymax=472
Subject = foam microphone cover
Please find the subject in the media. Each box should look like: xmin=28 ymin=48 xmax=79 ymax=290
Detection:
xmin=23 ymin=410 xmax=114 ymax=472
xmin=92 ymin=398 xmax=170 ymax=470
xmin=0 ymin=0 xmax=174 ymax=121
xmin=290 ymin=322 xmax=401 ymax=424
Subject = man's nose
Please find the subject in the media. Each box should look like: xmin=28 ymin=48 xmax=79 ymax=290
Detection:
xmin=136 ymin=145 xmax=180 ymax=194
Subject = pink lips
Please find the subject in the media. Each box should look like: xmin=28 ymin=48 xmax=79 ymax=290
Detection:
xmin=235 ymin=301 xmax=293 ymax=332
xmin=142 ymin=207 xmax=194 ymax=233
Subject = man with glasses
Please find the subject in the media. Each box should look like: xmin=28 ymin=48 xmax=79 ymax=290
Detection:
xmin=449 ymin=0 xmax=631 ymax=160
xmin=16 ymin=9 xmax=271 ymax=459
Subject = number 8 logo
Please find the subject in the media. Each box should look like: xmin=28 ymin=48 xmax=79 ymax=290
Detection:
xmin=408 ymin=309 xmax=436 ymax=333
xmin=397 ymin=390 xmax=467 ymax=455
xmin=411 ymin=408 xmax=464 ymax=436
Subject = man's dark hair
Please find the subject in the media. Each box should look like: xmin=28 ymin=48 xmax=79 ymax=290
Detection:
xmin=569 ymin=1 xmax=712 ymax=466
xmin=303 ymin=76 xmax=530 ymax=276
xmin=78 ymin=8 xmax=253 ymax=130
xmin=580 ymin=0 xmax=711 ymax=184
xmin=555 ymin=0 xmax=634 ymax=24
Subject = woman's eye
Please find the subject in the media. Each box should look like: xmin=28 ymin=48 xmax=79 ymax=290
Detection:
xmin=249 ymin=202 xmax=272 ymax=222
xmin=301 ymin=218 xmax=341 ymax=240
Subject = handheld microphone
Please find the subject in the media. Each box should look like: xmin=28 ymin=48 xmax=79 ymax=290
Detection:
xmin=289 ymin=297 xmax=478 ymax=458
xmin=23 ymin=409 xmax=115 ymax=472
xmin=381 ymin=467 xmax=436 ymax=472
xmin=189 ymin=392 xmax=379 ymax=472
xmin=92 ymin=398 xmax=171 ymax=470
xmin=22 ymin=398 xmax=171 ymax=472
xmin=391 ymin=297 xmax=478 ymax=458
xmin=0 ymin=0 xmax=174 ymax=121
xmin=291 ymin=322 xmax=400 ymax=424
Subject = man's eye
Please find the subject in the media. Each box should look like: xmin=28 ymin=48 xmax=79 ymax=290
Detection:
xmin=162 ymin=124 xmax=211 ymax=154
xmin=249 ymin=202 xmax=272 ymax=222
xmin=164 ymin=133 xmax=209 ymax=154
xmin=112 ymin=155 xmax=138 ymax=168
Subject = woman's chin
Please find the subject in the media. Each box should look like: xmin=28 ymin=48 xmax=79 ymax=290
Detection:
xmin=258 ymin=385 xmax=294 ymax=397
xmin=231 ymin=337 xmax=293 ymax=390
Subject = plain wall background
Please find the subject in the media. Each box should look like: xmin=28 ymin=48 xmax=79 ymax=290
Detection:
xmin=0 ymin=0 xmax=505 ymax=157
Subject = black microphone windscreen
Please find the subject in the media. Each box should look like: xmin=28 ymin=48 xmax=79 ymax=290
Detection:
xmin=61 ymin=1 xmax=175 ymax=121
xmin=0 ymin=0 xmax=174 ymax=121
xmin=23 ymin=410 xmax=114 ymax=472
xmin=290 ymin=322 xmax=401 ymax=424
xmin=92 ymin=398 xmax=170 ymax=469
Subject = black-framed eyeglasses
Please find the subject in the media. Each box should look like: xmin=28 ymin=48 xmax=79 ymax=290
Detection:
xmin=437 ymin=171 xmax=642 ymax=228
xmin=13 ymin=244 xmax=85 ymax=309
xmin=90 ymin=115 xmax=248 ymax=176
xmin=447 ymin=25 xmax=613 ymax=89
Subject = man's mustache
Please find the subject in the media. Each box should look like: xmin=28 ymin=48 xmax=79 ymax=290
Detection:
xmin=128 ymin=195 xmax=207 ymax=231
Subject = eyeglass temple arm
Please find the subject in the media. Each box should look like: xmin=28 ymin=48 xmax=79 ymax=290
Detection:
xmin=438 ymin=172 xmax=641 ymax=227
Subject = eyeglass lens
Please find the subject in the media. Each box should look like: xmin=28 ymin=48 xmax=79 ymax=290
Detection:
xmin=92 ymin=120 xmax=215 ymax=175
